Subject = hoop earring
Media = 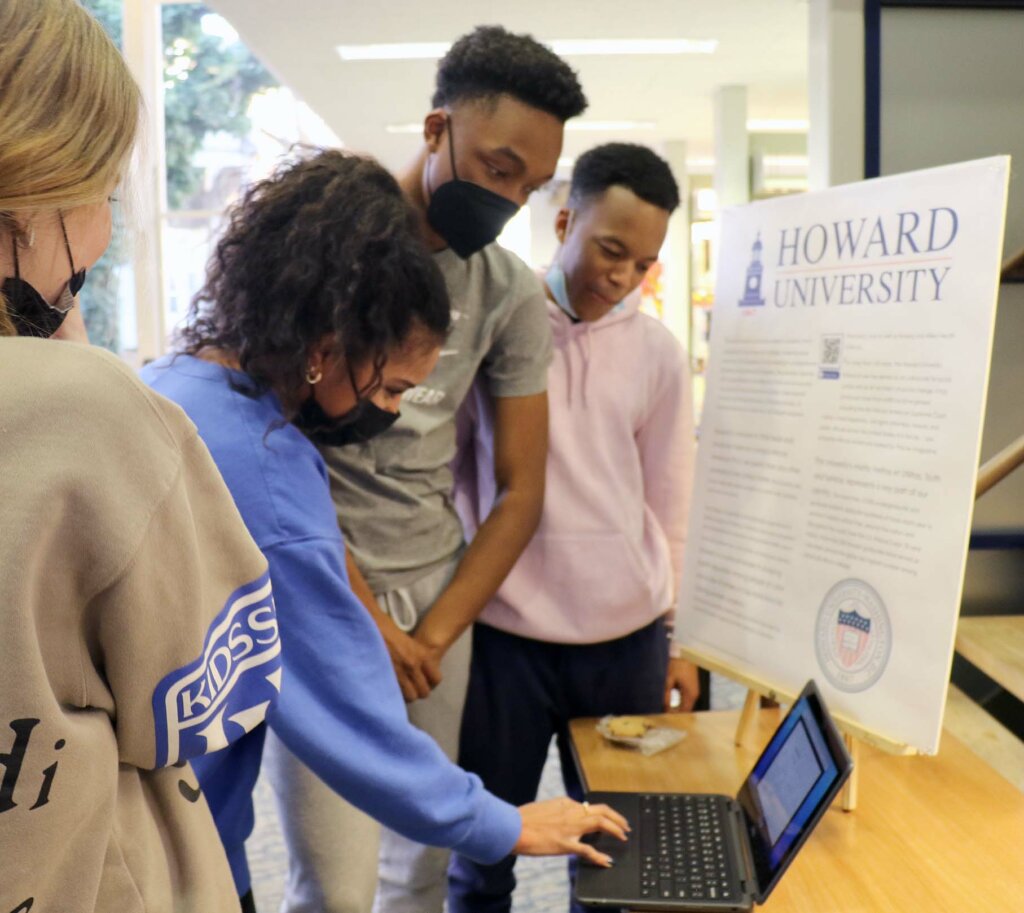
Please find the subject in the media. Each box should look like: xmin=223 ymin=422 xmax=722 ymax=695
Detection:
xmin=305 ymin=364 xmax=323 ymax=385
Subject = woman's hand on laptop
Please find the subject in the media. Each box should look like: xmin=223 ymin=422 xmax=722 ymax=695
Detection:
xmin=514 ymin=797 xmax=629 ymax=866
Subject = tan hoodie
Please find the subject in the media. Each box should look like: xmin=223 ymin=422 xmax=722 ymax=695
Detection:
xmin=0 ymin=339 xmax=280 ymax=912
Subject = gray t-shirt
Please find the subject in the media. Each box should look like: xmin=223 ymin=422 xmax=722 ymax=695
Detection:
xmin=321 ymin=243 xmax=552 ymax=591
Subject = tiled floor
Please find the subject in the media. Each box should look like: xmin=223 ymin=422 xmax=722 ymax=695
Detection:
xmin=248 ymin=675 xmax=749 ymax=913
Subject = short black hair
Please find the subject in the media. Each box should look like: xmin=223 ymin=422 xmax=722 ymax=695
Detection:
xmin=432 ymin=25 xmax=587 ymax=122
xmin=569 ymin=143 xmax=680 ymax=213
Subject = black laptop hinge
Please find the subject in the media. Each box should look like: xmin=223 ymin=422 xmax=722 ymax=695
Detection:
xmin=733 ymin=804 xmax=757 ymax=898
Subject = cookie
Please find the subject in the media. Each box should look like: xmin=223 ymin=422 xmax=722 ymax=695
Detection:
xmin=607 ymin=716 xmax=654 ymax=739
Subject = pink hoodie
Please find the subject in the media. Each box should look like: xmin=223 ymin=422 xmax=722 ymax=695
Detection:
xmin=454 ymin=287 xmax=695 ymax=644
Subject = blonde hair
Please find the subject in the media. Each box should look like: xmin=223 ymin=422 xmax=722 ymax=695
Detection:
xmin=0 ymin=0 xmax=141 ymax=335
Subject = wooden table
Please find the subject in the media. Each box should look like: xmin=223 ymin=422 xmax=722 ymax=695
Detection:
xmin=956 ymin=615 xmax=1024 ymax=703
xmin=570 ymin=709 xmax=1024 ymax=913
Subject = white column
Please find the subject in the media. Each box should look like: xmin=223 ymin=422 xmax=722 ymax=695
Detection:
xmin=660 ymin=140 xmax=691 ymax=348
xmin=714 ymin=86 xmax=749 ymax=209
xmin=122 ymin=0 xmax=168 ymax=364
xmin=808 ymin=0 xmax=865 ymax=190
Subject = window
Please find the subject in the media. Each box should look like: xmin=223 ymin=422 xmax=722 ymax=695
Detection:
xmin=79 ymin=1 xmax=338 ymax=359
xmin=79 ymin=0 xmax=134 ymax=355
xmin=160 ymin=4 xmax=339 ymax=340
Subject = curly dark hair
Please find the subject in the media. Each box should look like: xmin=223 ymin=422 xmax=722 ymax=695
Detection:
xmin=180 ymin=149 xmax=450 ymax=414
xmin=432 ymin=26 xmax=587 ymax=122
xmin=569 ymin=143 xmax=681 ymax=213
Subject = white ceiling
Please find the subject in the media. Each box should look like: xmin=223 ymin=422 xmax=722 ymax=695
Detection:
xmin=207 ymin=0 xmax=810 ymax=172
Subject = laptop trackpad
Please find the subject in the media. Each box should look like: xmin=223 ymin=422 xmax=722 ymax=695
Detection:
xmin=576 ymin=792 xmax=643 ymax=904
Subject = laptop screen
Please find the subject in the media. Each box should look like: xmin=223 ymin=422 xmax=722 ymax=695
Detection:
xmin=737 ymin=682 xmax=849 ymax=900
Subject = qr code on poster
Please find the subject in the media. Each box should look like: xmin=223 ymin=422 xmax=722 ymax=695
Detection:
xmin=821 ymin=335 xmax=842 ymax=364
xmin=819 ymin=335 xmax=842 ymax=379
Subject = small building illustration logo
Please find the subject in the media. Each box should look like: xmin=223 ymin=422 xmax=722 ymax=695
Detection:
xmin=738 ymin=233 xmax=766 ymax=307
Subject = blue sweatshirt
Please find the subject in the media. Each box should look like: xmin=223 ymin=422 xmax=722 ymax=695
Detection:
xmin=141 ymin=354 xmax=521 ymax=894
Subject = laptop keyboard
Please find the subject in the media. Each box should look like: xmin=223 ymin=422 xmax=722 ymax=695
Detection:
xmin=638 ymin=794 xmax=737 ymax=903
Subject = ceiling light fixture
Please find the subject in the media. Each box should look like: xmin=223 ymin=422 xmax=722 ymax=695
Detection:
xmin=386 ymin=119 xmax=657 ymax=134
xmin=551 ymin=38 xmax=717 ymax=55
xmin=340 ymin=38 xmax=716 ymax=62
xmin=746 ymin=118 xmax=810 ymax=132
xmin=385 ymin=124 xmax=426 ymax=134
xmin=685 ymin=157 xmax=715 ymax=171
xmin=338 ymin=42 xmax=452 ymax=61
xmin=566 ymin=120 xmax=657 ymax=132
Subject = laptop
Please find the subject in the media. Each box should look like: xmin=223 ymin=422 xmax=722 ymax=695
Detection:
xmin=574 ymin=680 xmax=853 ymax=912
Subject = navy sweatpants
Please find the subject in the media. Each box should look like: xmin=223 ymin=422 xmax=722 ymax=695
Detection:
xmin=447 ymin=618 xmax=669 ymax=913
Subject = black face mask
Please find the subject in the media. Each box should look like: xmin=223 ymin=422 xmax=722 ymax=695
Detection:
xmin=3 ymin=215 xmax=86 ymax=338
xmin=294 ymin=393 xmax=400 ymax=447
xmin=425 ymin=117 xmax=520 ymax=259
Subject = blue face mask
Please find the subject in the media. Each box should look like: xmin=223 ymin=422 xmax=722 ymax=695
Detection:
xmin=545 ymin=262 xmax=580 ymax=321
xmin=546 ymin=261 xmax=627 ymax=321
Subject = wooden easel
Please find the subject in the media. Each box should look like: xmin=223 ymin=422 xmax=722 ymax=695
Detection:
xmin=736 ymin=689 xmax=869 ymax=809
xmin=675 ymin=646 xmax=915 ymax=813
xmin=677 ymin=437 xmax=1024 ymax=813
xmin=974 ymin=430 xmax=1024 ymax=497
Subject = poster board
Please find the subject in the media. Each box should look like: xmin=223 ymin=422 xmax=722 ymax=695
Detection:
xmin=675 ymin=157 xmax=1010 ymax=754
